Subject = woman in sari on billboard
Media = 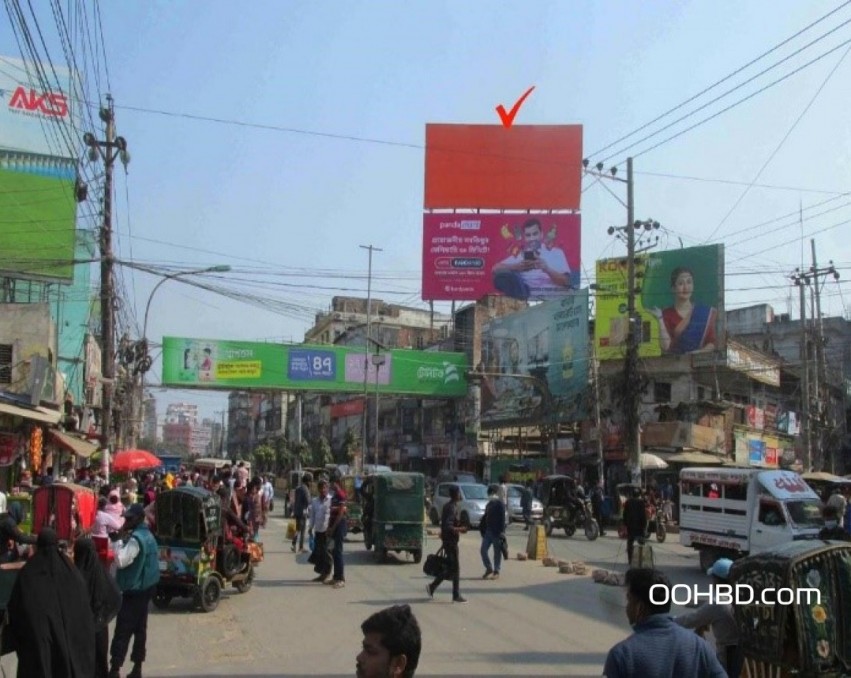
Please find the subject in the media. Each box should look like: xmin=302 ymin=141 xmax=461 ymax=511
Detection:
xmin=649 ymin=266 xmax=717 ymax=354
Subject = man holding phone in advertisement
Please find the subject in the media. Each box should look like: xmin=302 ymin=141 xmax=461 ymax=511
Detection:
xmin=492 ymin=218 xmax=572 ymax=300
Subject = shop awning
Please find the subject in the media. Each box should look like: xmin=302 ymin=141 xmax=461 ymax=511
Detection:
xmin=665 ymin=451 xmax=725 ymax=465
xmin=0 ymin=401 xmax=62 ymax=425
xmin=49 ymin=430 xmax=98 ymax=458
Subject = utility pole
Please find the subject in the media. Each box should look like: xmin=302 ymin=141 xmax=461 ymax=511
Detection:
xmin=591 ymin=340 xmax=606 ymax=492
xmin=624 ymin=158 xmax=640 ymax=486
xmin=84 ymin=96 xmax=128 ymax=461
xmin=359 ymin=244 xmax=382 ymax=473
xmin=805 ymin=241 xmax=839 ymax=472
xmin=793 ymin=273 xmax=811 ymax=472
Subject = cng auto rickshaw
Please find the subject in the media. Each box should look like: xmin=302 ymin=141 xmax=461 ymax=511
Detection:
xmin=730 ymin=541 xmax=851 ymax=676
xmin=152 ymin=487 xmax=253 ymax=613
xmin=541 ymin=475 xmax=599 ymax=540
xmin=363 ymin=472 xmax=425 ymax=564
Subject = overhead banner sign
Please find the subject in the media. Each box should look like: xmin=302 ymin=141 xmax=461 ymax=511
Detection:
xmin=161 ymin=337 xmax=468 ymax=398
xmin=424 ymin=124 xmax=583 ymax=210
xmin=595 ymin=244 xmax=724 ymax=360
xmin=479 ymin=291 xmax=589 ymax=428
xmin=422 ymin=213 xmax=580 ymax=301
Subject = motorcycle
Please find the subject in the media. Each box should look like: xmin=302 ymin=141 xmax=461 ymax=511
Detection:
xmin=541 ymin=476 xmax=599 ymax=541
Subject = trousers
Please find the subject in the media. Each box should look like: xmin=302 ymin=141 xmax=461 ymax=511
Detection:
xmin=480 ymin=532 xmax=503 ymax=573
xmin=110 ymin=586 xmax=155 ymax=667
xmin=431 ymin=540 xmax=460 ymax=598
xmin=331 ymin=521 xmax=347 ymax=582
xmin=292 ymin=515 xmax=307 ymax=550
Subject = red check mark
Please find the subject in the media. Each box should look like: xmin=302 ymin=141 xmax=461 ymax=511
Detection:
xmin=495 ymin=86 xmax=536 ymax=128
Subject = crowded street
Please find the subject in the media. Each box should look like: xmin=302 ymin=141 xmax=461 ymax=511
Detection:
xmin=1 ymin=511 xmax=709 ymax=677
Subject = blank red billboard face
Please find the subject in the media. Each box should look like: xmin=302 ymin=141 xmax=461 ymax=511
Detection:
xmin=424 ymin=124 xmax=583 ymax=210
xmin=422 ymin=213 xmax=581 ymax=301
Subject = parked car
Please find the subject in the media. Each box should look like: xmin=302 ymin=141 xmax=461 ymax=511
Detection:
xmin=506 ymin=484 xmax=544 ymax=523
xmin=429 ymin=482 xmax=489 ymax=528
xmin=435 ymin=471 xmax=479 ymax=485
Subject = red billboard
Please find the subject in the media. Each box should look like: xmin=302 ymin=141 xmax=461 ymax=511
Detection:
xmin=422 ymin=213 xmax=581 ymax=301
xmin=424 ymin=124 xmax=583 ymax=210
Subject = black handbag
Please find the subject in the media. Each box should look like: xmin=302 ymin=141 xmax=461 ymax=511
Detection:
xmin=422 ymin=546 xmax=449 ymax=578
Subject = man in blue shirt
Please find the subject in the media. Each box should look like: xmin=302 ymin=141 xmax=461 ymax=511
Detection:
xmin=603 ymin=568 xmax=725 ymax=678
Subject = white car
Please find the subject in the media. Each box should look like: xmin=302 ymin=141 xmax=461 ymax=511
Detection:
xmin=507 ymin=484 xmax=543 ymax=522
xmin=430 ymin=482 xmax=490 ymax=528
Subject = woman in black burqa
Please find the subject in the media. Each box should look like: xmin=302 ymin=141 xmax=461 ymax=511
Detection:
xmin=7 ymin=527 xmax=96 ymax=677
xmin=74 ymin=537 xmax=122 ymax=678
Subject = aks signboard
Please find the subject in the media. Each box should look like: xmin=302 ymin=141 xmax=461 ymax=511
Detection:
xmin=595 ymin=244 xmax=724 ymax=360
xmin=161 ymin=337 xmax=468 ymax=397
xmin=479 ymin=291 xmax=589 ymax=428
xmin=422 ymin=212 xmax=581 ymax=301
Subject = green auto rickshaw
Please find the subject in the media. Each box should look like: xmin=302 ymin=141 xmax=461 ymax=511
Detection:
xmin=153 ymin=486 xmax=253 ymax=613
xmin=731 ymin=540 xmax=851 ymax=676
xmin=363 ymin=472 xmax=425 ymax=564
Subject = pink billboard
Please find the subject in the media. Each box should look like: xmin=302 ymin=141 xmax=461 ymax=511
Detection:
xmin=422 ymin=213 xmax=581 ymax=301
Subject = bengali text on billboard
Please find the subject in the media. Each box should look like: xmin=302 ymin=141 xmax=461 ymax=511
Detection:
xmin=595 ymin=244 xmax=724 ymax=360
xmin=424 ymin=124 xmax=583 ymax=210
xmin=161 ymin=337 xmax=468 ymax=397
xmin=422 ymin=212 xmax=580 ymax=301
xmin=479 ymin=291 xmax=589 ymax=428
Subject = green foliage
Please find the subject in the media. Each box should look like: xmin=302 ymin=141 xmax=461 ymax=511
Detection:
xmin=252 ymin=443 xmax=276 ymax=473
xmin=310 ymin=436 xmax=333 ymax=467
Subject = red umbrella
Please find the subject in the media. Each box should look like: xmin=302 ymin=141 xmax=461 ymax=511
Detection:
xmin=111 ymin=449 xmax=162 ymax=473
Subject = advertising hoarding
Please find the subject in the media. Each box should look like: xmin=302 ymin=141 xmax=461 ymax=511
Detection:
xmin=0 ymin=56 xmax=79 ymax=282
xmin=422 ymin=212 xmax=580 ymax=301
xmin=480 ymin=291 xmax=589 ymax=428
xmin=595 ymin=244 xmax=724 ymax=360
xmin=424 ymin=124 xmax=583 ymax=210
xmin=161 ymin=337 xmax=468 ymax=397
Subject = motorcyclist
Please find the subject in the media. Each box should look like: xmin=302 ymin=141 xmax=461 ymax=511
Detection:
xmin=569 ymin=486 xmax=588 ymax=523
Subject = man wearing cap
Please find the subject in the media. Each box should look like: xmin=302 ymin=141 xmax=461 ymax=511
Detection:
xmin=108 ymin=503 xmax=160 ymax=678
xmin=675 ymin=557 xmax=741 ymax=677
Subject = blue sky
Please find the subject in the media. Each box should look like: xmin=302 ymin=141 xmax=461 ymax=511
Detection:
xmin=3 ymin=1 xmax=850 ymax=421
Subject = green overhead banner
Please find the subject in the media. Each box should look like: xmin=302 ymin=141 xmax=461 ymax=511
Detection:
xmin=161 ymin=337 xmax=469 ymax=398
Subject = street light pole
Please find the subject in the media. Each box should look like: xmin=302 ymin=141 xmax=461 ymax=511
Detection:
xmin=359 ymin=244 xmax=382 ymax=473
xmin=129 ymin=264 xmax=230 ymax=448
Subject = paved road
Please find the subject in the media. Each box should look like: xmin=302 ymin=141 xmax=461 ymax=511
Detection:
xmin=0 ymin=516 xmax=711 ymax=677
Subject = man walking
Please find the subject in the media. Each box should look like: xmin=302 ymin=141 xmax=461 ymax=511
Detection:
xmin=109 ymin=504 xmax=160 ymax=678
xmin=291 ymin=473 xmax=312 ymax=553
xmin=622 ymin=487 xmax=647 ymax=565
xmin=520 ymin=479 xmax=534 ymax=531
xmin=426 ymin=485 xmax=467 ymax=603
xmin=480 ymin=487 xmax=506 ymax=580
xmin=308 ymin=479 xmax=332 ymax=583
xmin=326 ymin=471 xmax=348 ymax=589
xmin=591 ymin=482 xmax=606 ymax=536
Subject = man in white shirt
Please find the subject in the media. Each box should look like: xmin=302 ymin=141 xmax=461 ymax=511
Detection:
xmin=492 ymin=218 xmax=572 ymax=300
xmin=308 ymin=479 xmax=332 ymax=583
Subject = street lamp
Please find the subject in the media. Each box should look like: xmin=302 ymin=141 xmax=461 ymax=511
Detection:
xmin=370 ymin=351 xmax=386 ymax=467
xmin=129 ymin=264 xmax=230 ymax=448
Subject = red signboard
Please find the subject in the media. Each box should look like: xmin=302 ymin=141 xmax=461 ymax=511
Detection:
xmin=422 ymin=212 xmax=580 ymax=301
xmin=330 ymin=399 xmax=364 ymax=419
xmin=424 ymin=124 xmax=583 ymax=210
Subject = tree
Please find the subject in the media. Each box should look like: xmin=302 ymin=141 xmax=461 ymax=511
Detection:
xmin=310 ymin=436 xmax=333 ymax=468
xmin=253 ymin=443 xmax=275 ymax=473
xmin=338 ymin=429 xmax=359 ymax=466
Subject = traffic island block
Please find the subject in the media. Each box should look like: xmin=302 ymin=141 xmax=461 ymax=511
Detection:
xmin=542 ymin=556 xmax=558 ymax=567
xmin=516 ymin=552 xmax=528 ymax=561
xmin=525 ymin=524 xmax=548 ymax=560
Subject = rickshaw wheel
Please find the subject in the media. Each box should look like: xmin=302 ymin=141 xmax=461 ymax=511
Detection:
xmin=152 ymin=591 xmax=172 ymax=609
xmin=655 ymin=525 xmax=667 ymax=543
xmin=195 ymin=576 xmax=222 ymax=612
xmin=234 ymin=563 xmax=254 ymax=593
xmin=563 ymin=523 xmax=576 ymax=538
xmin=412 ymin=549 xmax=422 ymax=564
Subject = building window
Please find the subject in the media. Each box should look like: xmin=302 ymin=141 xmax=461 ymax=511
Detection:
xmin=0 ymin=344 xmax=11 ymax=384
xmin=653 ymin=381 xmax=672 ymax=403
